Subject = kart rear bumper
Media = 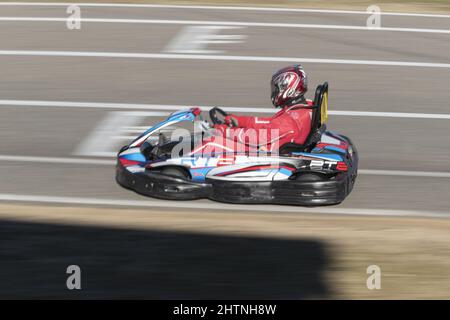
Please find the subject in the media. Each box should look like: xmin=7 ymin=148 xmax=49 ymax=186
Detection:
xmin=208 ymin=174 xmax=355 ymax=206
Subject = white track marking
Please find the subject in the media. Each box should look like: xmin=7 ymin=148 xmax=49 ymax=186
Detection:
xmin=0 ymin=155 xmax=113 ymax=165
xmin=164 ymin=26 xmax=246 ymax=54
xmin=1 ymin=17 xmax=450 ymax=34
xmin=1 ymin=99 xmax=450 ymax=120
xmin=74 ymin=111 xmax=166 ymax=157
xmin=358 ymin=169 xmax=450 ymax=178
xmin=0 ymin=193 xmax=448 ymax=218
xmin=329 ymin=110 xmax=450 ymax=119
xmin=1 ymin=154 xmax=450 ymax=178
xmin=0 ymin=50 xmax=450 ymax=69
xmin=0 ymin=3 xmax=450 ymax=19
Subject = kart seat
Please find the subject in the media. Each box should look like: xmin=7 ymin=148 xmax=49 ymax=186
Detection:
xmin=279 ymin=82 xmax=328 ymax=155
xmin=279 ymin=125 xmax=326 ymax=154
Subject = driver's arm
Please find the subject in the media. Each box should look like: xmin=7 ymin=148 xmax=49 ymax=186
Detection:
xmin=225 ymin=114 xmax=272 ymax=128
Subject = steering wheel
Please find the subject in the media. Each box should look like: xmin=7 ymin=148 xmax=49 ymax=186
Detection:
xmin=209 ymin=107 xmax=229 ymax=125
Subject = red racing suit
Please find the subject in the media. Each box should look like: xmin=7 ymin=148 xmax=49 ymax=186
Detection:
xmin=214 ymin=100 xmax=313 ymax=151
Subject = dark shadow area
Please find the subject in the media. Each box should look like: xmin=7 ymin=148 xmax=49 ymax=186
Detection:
xmin=0 ymin=218 xmax=332 ymax=299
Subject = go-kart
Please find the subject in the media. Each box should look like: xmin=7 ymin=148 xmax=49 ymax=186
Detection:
xmin=116 ymin=83 xmax=358 ymax=206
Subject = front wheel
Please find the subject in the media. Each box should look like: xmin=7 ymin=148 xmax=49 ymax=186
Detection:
xmin=161 ymin=167 xmax=190 ymax=179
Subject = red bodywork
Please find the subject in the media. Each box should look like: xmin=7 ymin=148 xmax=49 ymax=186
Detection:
xmin=212 ymin=101 xmax=313 ymax=153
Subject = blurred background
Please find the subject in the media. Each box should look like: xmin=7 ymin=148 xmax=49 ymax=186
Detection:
xmin=1 ymin=0 xmax=450 ymax=299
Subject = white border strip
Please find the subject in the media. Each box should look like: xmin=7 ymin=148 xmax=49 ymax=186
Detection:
xmin=1 ymin=99 xmax=450 ymax=120
xmin=1 ymin=155 xmax=450 ymax=178
xmin=0 ymin=3 xmax=450 ymax=19
xmin=1 ymin=17 xmax=450 ymax=34
xmin=0 ymin=193 xmax=448 ymax=218
xmin=0 ymin=155 xmax=114 ymax=165
xmin=1 ymin=50 xmax=450 ymax=69
xmin=359 ymin=169 xmax=450 ymax=178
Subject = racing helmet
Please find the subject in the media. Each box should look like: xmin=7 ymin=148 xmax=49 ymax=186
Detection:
xmin=270 ymin=65 xmax=308 ymax=108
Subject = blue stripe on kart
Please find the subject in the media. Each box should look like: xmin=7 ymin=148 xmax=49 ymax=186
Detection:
xmin=279 ymin=168 xmax=293 ymax=177
xmin=190 ymin=167 xmax=214 ymax=182
xmin=121 ymin=153 xmax=147 ymax=162
xmin=292 ymin=152 xmax=343 ymax=161
xmin=324 ymin=145 xmax=347 ymax=154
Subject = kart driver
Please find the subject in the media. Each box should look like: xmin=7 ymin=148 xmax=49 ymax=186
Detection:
xmin=214 ymin=65 xmax=313 ymax=151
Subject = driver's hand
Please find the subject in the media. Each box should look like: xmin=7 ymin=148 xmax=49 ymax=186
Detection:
xmin=213 ymin=124 xmax=228 ymax=135
xmin=225 ymin=115 xmax=239 ymax=127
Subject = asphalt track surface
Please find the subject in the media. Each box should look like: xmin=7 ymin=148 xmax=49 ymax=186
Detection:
xmin=0 ymin=2 xmax=450 ymax=215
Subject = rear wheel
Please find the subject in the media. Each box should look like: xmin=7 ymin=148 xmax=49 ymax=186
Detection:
xmin=295 ymin=173 xmax=326 ymax=182
xmin=161 ymin=167 xmax=190 ymax=179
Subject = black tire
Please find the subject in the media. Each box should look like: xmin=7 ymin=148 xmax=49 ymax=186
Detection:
xmin=161 ymin=167 xmax=190 ymax=179
xmin=295 ymin=173 xmax=325 ymax=182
